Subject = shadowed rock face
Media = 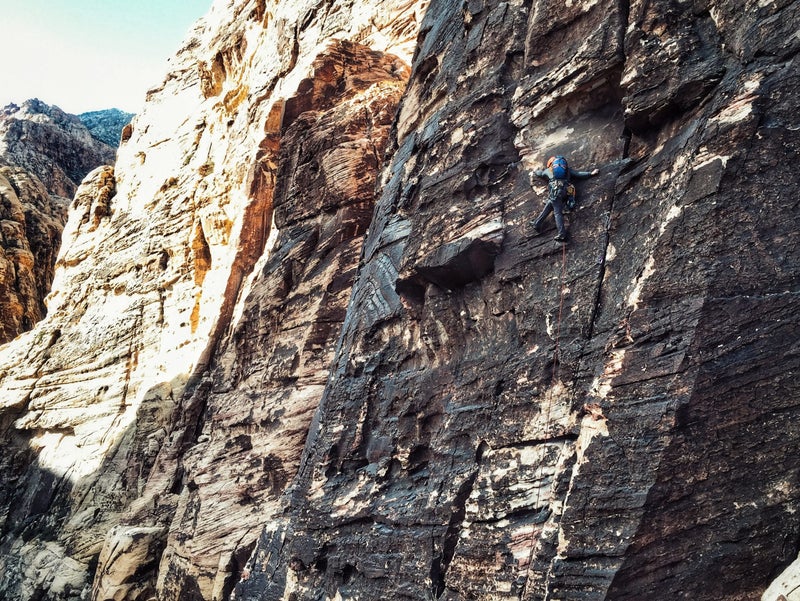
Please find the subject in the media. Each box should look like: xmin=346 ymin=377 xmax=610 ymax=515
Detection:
xmin=0 ymin=167 xmax=67 ymax=343
xmin=0 ymin=100 xmax=117 ymax=343
xmin=0 ymin=0 xmax=798 ymax=600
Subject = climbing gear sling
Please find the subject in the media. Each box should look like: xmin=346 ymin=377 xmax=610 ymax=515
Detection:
xmin=565 ymin=183 xmax=577 ymax=210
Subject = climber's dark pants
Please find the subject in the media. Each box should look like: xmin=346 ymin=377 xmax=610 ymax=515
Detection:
xmin=533 ymin=182 xmax=568 ymax=238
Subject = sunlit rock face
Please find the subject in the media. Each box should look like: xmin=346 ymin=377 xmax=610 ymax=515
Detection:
xmin=1 ymin=0 xmax=798 ymax=599
xmin=0 ymin=0 xmax=421 ymax=599
xmin=95 ymin=41 xmax=410 ymax=601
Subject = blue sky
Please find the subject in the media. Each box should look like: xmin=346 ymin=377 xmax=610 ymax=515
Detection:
xmin=0 ymin=0 xmax=211 ymax=114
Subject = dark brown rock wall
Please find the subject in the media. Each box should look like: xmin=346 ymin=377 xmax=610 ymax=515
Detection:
xmin=236 ymin=0 xmax=800 ymax=598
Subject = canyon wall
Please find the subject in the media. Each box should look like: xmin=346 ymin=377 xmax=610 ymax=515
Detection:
xmin=236 ymin=0 xmax=800 ymax=597
xmin=0 ymin=0 xmax=422 ymax=599
xmin=0 ymin=166 xmax=66 ymax=342
xmin=0 ymin=100 xmax=119 ymax=344
xmin=0 ymin=0 xmax=798 ymax=600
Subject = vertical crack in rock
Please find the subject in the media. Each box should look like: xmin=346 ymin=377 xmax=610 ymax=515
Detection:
xmin=616 ymin=0 xmax=630 ymax=61
xmin=583 ymin=0 xmax=631 ymax=343
xmin=430 ymin=454 xmax=482 ymax=598
xmin=2 ymin=0 xmax=800 ymax=598
xmin=585 ymin=125 xmax=632 ymax=341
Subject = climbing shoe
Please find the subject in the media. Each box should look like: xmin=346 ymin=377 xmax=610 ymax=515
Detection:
xmin=554 ymin=233 xmax=568 ymax=242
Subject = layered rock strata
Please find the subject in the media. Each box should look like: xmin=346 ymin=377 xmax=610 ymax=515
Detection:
xmin=0 ymin=0 xmax=798 ymax=600
xmin=0 ymin=99 xmax=119 ymax=343
xmin=236 ymin=0 xmax=800 ymax=599
xmin=0 ymin=0 xmax=420 ymax=599
xmin=0 ymin=167 xmax=67 ymax=343
xmin=94 ymin=41 xmax=410 ymax=601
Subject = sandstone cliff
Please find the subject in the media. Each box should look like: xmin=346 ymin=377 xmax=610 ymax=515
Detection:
xmin=0 ymin=166 xmax=67 ymax=343
xmin=0 ymin=100 xmax=119 ymax=344
xmin=0 ymin=1 xmax=420 ymax=599
xmin=0 ymin=0 xmax=798 ymax=600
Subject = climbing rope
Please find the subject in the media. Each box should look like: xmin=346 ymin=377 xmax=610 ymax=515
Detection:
xmin=522 ymin=242 xmax=569 ymax=599
xmin=552 ymin=242 xmax=568 ymax=384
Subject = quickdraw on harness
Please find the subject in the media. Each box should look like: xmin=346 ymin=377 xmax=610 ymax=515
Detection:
xmin=547 ymin=180 xmax=578 ymax=210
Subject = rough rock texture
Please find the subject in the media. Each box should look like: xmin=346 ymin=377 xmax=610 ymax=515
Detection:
xmin=95 ymin=42 xmax=410 ymax=601
xmin=0 ymin=99 xmax=119 ymax=343
xmin=0 ymin=99 xmax=117 ymax=198
xmin=0 ymin=167 xmax=68 ymax=343
xmin=0 ymin=0 xmax=799 ymax=600
xmin=78 ymin=109 xmax=135 ymax=148
xmin=235 ymin=0 xmax=800 ymax=599
xmin=0 ymin=0 xmax=420 ymax=600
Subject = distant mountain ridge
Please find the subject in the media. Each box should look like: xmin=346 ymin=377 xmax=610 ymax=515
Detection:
xmin=0 ymin=98 xmax=120 ymax=343
xmin=0 ymin=99 xmax=116 ymax=198
xmin=79 ymin=108 xmax=134 ymax=147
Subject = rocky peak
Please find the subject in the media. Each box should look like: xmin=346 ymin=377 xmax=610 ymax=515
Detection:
xmin=0 ymin=0 xmax=798 ymax=600
xmin=0 ymin=98 xmax=116 ymax=198
xmin=0 ymin=99 xmax=120 ymax=344
xmin=78 ymin=108 xmax=135 ymax=147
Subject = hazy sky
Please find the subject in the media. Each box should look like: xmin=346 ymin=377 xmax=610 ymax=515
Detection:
xmin=0 ymin=0 xmax=211 ymax=114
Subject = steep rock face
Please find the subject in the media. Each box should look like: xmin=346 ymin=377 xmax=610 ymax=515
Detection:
xmin=0 ymin=167 xmax=67 ymax=343
xmin=0 ymin=0 xmax=420 ymax=600
xmin=0 ymin=0 xmax=797 ymax=600
xmin=0 ymin=99 xmax=116 ymax=198
xmin=95 ymin=42 xmax=410 ymax=601
xmin=235 ymin=0 xmax=800 ymax=599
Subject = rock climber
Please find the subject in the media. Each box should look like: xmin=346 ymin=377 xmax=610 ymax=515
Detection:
xmin=531 ymin=155 xmax=599 ymax=242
